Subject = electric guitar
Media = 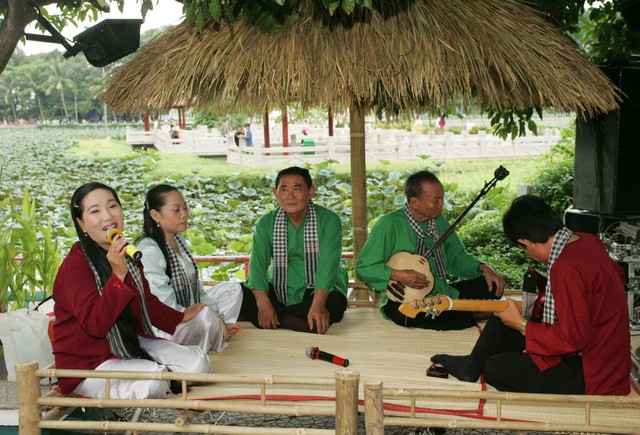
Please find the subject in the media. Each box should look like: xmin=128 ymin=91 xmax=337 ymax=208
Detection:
xmin=398 ymin=266 xmax=547 ymax=319
xmin=398 ymin=294 xmax=523 ymax=318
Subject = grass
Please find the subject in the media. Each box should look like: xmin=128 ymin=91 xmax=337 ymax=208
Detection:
xmin=74 ymin=138 xmax=137 ymax=160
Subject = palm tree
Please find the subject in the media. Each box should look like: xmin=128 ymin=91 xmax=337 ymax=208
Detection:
xmin=0 ymin=69 xmax=18 ymax=122
xmin=46 ymin=59 xmax=74 ymax=121
xmin=21 ymin=65 xmax=47 ymax=121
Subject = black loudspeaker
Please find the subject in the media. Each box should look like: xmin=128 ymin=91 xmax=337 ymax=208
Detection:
xmin=574 ymin=60 xmax=640 ymax=215
xmin=72 ymin=19 xmax=143 ymax=67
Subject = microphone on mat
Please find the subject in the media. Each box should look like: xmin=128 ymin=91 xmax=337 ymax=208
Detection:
xmin=105 ymin=228 xmax=143 ymax=261
xmin=306 ymin=346 xmax=349 ymax=367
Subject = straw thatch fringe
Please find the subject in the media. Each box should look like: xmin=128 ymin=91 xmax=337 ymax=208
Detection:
xmin=102 ymin=0 xmax=618 ymax=116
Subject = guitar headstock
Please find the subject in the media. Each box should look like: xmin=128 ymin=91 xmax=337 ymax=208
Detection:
xmin=398 ymin=295 xmax=453 ymax=318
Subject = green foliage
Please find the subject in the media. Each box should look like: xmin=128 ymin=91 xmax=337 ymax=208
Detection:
xmin=531 ymin=1 xmax=640 ymax=64
xmin=485 ymin=106 xmax=541 ymax=141
xmin=526 ymin=125 xmax=576 ymax=216
xmin=0 ymin=126 xmax=574 ymax=289
xmin=0 ymin=188 xmax=62 ymax=312
xmin=456 ymin=211 xmax=530 ymax=289
xmin=193 ymin=110 xmax=249 ymax=132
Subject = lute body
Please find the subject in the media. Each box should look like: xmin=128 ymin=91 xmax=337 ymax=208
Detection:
xmin=385 ymin=252 xmax=434 ymax=303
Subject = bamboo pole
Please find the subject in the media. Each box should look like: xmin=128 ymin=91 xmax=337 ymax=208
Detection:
xmin=35 ymin=368 xmax=334 ymax=387
xmin=263 ymin=111 xmax=270 ymax=148
xmin=349 ymin=101 xmax=367 ymax=302
xmin=282 ymin=108 xmax=289 ymax=148
xmin=17 ymin=361 xmax=41 ymax=435
xmin=328 ymin=106 xmax=334 ymax=137
xmin=38 ymin=396 xmax=335 ymax=416
xmin=175 ymin=410 xmax=202 ymax=427
xmin=380 ymin=387 xmax=640 ymax=404
xmin=38 ymin=420 xmax=334 ymax=434
xmin=335 ymin=370 xmax=359 ymax=435
xmin=381 ymin=416 xmax=640 ymax=435
xmin=364 ymin=381 xmax=384 ymax=435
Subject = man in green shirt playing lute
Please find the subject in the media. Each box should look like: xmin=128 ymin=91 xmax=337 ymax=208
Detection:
xmin=239 ymin=167 xmax=348 ymax=334
xmin=356 ymin=170 xmax=504 ymax=330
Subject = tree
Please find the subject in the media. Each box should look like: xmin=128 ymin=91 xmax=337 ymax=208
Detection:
xmin=46 ymin=58 xmax=74 ymax=120
xmin=20 ymin=64 xmax=47 ymax=120
xmin=0 ymin=67 xmax=18 ymax=121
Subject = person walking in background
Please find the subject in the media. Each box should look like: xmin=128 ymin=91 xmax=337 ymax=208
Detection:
xmin=233 ymin=125 xmax=243 ymax=146
xmin=302 ymin=119 xmax=311 ymax=136
xmin=136 ymin=184 xmax=242 ymax=351
xmin=221 ymin=119 xmax=230 ymax=137
xmin=242 ymin=123 xmax=253 ymax=147
xmin=52 ymin=182 xmax=211 ymax=400
xmin=438 ymin=115 xmax=446 ymax=134
xmin=239 ymin=166 xmax=348 ymax=334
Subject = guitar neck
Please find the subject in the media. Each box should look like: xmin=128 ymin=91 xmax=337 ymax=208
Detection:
xmin=451 ymin=299 xmax=522 ymax=312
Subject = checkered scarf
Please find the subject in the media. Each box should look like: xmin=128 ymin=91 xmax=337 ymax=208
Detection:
xmin=83 ymin=246 xmax=155 ymax=359
xmin=542 ymin=227 xmax=573 ymax=324
xmin=272 ymin=202 xmax=319 ymax=304
xmin=404 ymin=203 xmax=447 ymax=278
xmin=165 ymin=234 xmax=200 ymax=308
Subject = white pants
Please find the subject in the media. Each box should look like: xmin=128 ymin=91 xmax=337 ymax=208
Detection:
xmin=173 ymin=306 xmax=227 ymax=353
xmin=203 ymin=281 xmax=243 ymax=324
xmin=72 ymin=336 xmax=211 ymax=399
xmin=155 ymin=282 xmax=242 ymax=351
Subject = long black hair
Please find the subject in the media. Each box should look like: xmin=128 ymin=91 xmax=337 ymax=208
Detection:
xmin=136 ymin=184 xmax=180 ymax=281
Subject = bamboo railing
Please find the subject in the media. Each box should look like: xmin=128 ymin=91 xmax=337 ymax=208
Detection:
xmin=16 ymin=362 xmax=359 ymax=435
xmin=363 ymin=380 xmax=640 ymax=435
xmin=18 ymin=361 xmax=640 ymax=434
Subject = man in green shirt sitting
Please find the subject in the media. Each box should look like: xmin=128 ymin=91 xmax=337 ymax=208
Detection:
xmin=356 ymin=170 xmax=504 ymax=330
xmin=239 ymin=166 xmax=348 ymax=334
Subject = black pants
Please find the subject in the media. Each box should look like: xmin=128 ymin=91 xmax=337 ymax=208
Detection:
xmin=473 ymin=316 xmax=585 ymax=394
xmin=383 ymin=276 xmax=498 ymax=330
xmin=238 ymin=283 xmax=348 ymax=329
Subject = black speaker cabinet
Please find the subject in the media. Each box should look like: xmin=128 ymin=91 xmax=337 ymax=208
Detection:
xmin=574 ymin=61 xmax=640 ymax=215
xmin=73 ymin=19 xmax=143 ymax=67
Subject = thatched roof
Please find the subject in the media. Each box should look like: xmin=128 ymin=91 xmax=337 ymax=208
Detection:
xmin=102 ymin=0 xmax=618 ymax=116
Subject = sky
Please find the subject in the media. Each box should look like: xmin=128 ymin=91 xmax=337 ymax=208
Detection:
xmin=20 ymin=1 xmax=185 ymax=55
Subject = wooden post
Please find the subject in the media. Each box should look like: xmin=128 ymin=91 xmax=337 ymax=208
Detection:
xmin=263 ymin=111 xmax=270 ymax=148
xmin=350 ymin=101 xmax=367 ymax=299
xmin=282 ymin=108 xmax=289 ymax=148
xmin=335 ymin=370 xmax=359 ymax=435
xmin=17 ymin=361 xmax=41 ymax=435
xmin=328 ymin=106 xmax=334 ymax=137
xmin=364 ymin=381 xmax=384 ymax=435
xmin=143 ymin=111 xmax=150 ymax=132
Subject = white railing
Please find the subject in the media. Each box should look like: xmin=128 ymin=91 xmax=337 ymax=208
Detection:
xmin=127 ymin=126 xmax=562 ymax=164
xmin=126 ymin=127 xmax=229 ymax=156
xmin=227 ymin=129 xmax=561 ymax=167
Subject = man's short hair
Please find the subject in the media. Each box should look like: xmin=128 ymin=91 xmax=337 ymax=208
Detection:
xmin=502 ymin=195 xmax=564 ymax=245
xmin=244 ymin=123 xmax=250 ymax=127
xmin=275 ymin=166 xmax=313 ymax=188
xmin=405 ymin=170 xmax=441 ymax=200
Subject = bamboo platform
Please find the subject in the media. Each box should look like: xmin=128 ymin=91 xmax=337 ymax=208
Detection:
xmin=15 ymin=306 xmax=640 ymax=434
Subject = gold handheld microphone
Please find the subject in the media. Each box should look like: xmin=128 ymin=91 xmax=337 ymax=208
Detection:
xmin=105 ymin=228 xmax=143 ymax=261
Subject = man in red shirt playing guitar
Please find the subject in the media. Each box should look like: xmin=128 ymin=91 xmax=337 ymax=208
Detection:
xmin=431 ymin=195 xmax=631 ymax=395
